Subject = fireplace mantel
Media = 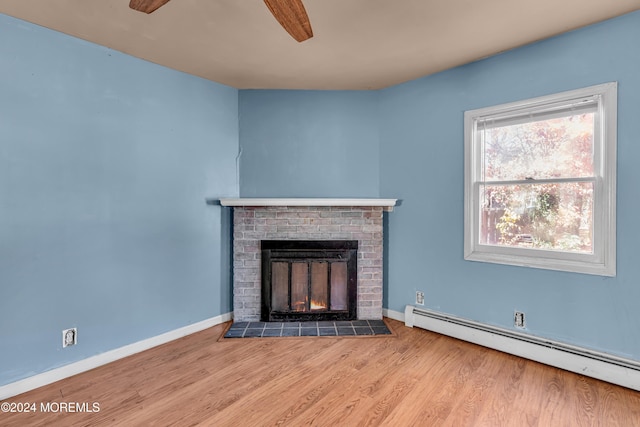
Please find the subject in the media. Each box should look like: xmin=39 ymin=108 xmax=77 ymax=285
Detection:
xmin=219 ymin=198 xmax=397 ymax=211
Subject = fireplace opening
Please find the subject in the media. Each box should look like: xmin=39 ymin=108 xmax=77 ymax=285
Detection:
xmin=261 ymin=240 xmax=358 ymax=322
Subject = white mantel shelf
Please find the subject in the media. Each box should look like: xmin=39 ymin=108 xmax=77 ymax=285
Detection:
xmin=219 ymin=198 xmax=398 ymax=211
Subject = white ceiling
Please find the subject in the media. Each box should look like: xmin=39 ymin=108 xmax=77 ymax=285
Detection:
xmin=1 ymin=0 xmax=639 ymax=90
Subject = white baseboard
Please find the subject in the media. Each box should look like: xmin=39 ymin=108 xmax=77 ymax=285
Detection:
xmin=382 ymin=308 xmax=405 ymax=323
xmin=0 ymin=312 xmax=232 ymax=400
xmin=404 ymin=305 xmax=640 ymax=392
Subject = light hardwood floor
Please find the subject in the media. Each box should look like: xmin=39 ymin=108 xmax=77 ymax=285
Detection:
xmin=2 ymin=319 xmax=639 ymax=426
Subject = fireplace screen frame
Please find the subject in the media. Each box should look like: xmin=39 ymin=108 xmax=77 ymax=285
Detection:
xmin=261 ymin=240 xmax=358 ymax=322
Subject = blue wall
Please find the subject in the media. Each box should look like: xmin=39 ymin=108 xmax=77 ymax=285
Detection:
xmin=0 ymin=15 xmax=238 ymax=386
xmin=239 ymin=90 xmax=379 ymax=197
xmin=380 ymin=11 xmax=640 ymax=359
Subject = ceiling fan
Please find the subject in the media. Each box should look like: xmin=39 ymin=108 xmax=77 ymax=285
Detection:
xmin=128 ymin=0 xmax=313 ymax=42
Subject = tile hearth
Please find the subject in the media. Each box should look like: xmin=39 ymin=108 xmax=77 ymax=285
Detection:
xmin=224 ymin=320 xmax=391 ymax=338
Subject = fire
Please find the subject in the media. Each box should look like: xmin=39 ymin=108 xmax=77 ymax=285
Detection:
xmin=292 ymin=298 xmax=327 ymax=311
xmin=310 ymin=299 xmax=327 ymax=310
xmin=292 ymin=300 xmax=306 ymax=312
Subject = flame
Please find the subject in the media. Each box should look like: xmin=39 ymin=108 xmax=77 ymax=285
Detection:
xmin=310 ymin=299 xmax=327 ymax=310
xmin=292 ymin=298 xmax=327 ymax=311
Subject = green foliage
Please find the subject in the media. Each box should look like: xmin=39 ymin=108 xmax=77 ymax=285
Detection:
xmin=534 ymin=191 xmax=559 ymax=219
xmin=496 ymin=210 xmax=520 ymax=245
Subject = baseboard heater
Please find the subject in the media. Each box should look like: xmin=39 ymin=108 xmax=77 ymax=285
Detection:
xmin=404 ymin=305 xmax=640 ymax=392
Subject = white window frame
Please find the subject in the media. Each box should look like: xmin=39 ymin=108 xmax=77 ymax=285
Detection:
xmin=464 ymin=82 xmax=617 ymax=276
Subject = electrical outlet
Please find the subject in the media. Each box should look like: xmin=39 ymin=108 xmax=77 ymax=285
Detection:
xmin=416 ymin=291 xmax=425 ymax=306
xmin=62 ymin=328 xmax=77 ymax=348
xmin=514 ymin=311 xmax=525 ymax=329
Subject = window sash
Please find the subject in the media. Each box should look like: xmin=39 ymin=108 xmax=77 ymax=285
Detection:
xmin=475 ymin=180 xmax=597 ymax=255
xmin=476 ymin=109 xmax=598 ymax=182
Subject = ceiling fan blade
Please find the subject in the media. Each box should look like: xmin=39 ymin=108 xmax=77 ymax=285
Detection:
xmin=263 ymin=0 xmax=313 ymax=42
xmin=129 ymin=0 xmax=171 ymax=14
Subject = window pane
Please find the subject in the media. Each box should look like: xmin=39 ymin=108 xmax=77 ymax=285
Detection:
xmin=479 ymin=182 xmax=593 ymax=253
xmin=482 ymin=113 xmax=594 ymax=181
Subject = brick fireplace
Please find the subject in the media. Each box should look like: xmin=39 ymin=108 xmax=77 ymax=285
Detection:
xmin=220 ymin=198 xmax=397 ymax=322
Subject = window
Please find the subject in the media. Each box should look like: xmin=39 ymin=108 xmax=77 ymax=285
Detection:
xmin=464 ymin=83 xmax=617 ymax=276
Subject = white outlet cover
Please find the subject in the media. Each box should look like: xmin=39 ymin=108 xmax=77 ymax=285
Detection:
xmin=62 ymin=328 xmax=77 ymax=348
xmin=514 ymin=312 xmax=526 ymax=328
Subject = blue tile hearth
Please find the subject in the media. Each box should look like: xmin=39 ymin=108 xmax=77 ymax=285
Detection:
xmin=224 ymin=320 xmax=391 ymax=339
